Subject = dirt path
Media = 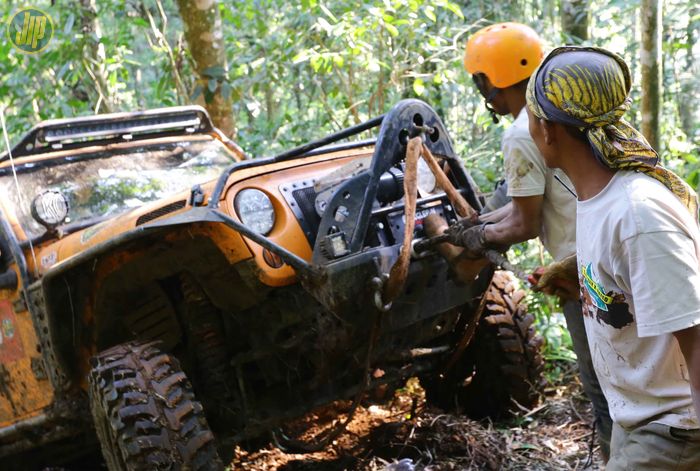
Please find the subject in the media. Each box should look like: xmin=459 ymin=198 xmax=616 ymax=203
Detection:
xmin=231 ymin=368 xmax=604 ymax=470
xmin=50 ymin=365 xmax=601 ymax=470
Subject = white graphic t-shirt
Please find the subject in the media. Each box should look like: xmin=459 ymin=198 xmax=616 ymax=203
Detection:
xmin=577 ymin=170 xmax=700 ymax=429
xmin=502 ymin=108 xmax=576 ymax=261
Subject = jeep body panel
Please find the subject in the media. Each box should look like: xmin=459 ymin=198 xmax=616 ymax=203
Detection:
xmin=0 ymin=106 xmax=251 ymax=457
xmin=0 ymin=100 xmax=500 ymax=463
xmin=0 ymin=296 xmax=54 ymax=427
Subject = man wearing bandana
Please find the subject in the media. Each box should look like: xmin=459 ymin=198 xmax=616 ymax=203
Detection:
xmin=516 ymin=46 xmax=700 ymax=469
xmin=453 ymin=22 xmax=613 ymax=458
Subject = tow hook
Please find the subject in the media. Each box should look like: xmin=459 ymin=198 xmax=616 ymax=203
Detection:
xmin=370 ymin=274 xmax=392 ymax=312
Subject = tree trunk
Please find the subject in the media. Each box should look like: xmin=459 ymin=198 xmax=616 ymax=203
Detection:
xmin=679 ymin=4 xmax=700 ymax=138
xmin=561 ymin=0 xmax=590 ymax=42
xmin=641 ymin=0 xmax=662 ymax=151
xmin=176 ymin=0 xmax=235 ymax=137
xmin=78 ymin=0 xmax=114 ymax=112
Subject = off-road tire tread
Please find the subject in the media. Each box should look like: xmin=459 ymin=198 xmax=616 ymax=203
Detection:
xmin=88 ymin=341 xmax=223 ymax=471
xmin=458 ymin=270 xmax=545 ymax=417
xmin=423 ymin=271 xmax=545 ymax=418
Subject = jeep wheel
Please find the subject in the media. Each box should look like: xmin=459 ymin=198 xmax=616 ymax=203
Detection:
xmin=88 ymin=341 xmax=223 ymax=471
xmin=424 ymin=270 xmax=545 ymax=418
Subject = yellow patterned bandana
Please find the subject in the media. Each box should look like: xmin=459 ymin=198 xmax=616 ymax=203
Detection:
xmin=526 ymin=46 xmax=698 ymax=216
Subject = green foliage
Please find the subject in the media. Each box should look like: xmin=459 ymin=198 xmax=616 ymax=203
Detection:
xmin=509 ymin=241 xmax=576 ymax=375
xmin=4 ymin=1 xmax=697 ymax=171
xmin=83 ymin=176 xmax=162 ymax=214
xmin=219 ymin=0 xmax=485 ymax=157
xmin=1 ymin=0 xmax=700 ymax=370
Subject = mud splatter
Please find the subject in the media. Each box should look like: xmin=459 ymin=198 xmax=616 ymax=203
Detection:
xmin=504 ymin=151 xmax=535 ymax=190
xmin=580 ymin=278 xmax=633 ymax=329
xmin=0 ymin=364 xmax=18 ymax=414
xmin=596 ymin=293 xmax=633 ymax=329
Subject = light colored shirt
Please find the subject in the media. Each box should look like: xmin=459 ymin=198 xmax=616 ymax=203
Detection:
xmin=502 ymin=108 xmax=576 ymax=261
xmin=577 ymin=170 xmax=700 ymax=429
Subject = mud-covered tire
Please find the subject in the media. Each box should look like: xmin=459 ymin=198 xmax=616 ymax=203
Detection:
xmin=424 ymin=270 xmax=545 ymax=418
xmin=88 ymin=341 xmax=223 ymax=471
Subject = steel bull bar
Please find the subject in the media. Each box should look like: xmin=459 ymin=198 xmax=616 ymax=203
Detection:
xmin=150 ymin=100 xmax=484 ymax=313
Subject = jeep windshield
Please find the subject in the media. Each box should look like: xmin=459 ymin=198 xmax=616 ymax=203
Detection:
xmin=0 ymin=139 xmax=236 ymax=239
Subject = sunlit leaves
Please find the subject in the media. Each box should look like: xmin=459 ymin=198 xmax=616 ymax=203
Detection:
xmin=413 ymin=78 xmax=425 ymax=96
xmin=442 ymin=1 xmax=464 ymax=19
xmin=316 ymin=17 xmax=333 ymax=33
xmin=384 ymin=22 xmax=399 ymax=37
xmin=319 ymin=4 xmax=338 ymax=22
xmin=2 ymin=0 xmax=698 ymax=199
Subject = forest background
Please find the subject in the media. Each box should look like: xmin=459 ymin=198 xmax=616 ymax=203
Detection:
xmin=0 ymin=0 xmax=697 ymax=369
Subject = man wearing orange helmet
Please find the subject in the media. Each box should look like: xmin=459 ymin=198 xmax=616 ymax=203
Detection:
xmin=459 ymin=22 xmax=611 ymax=458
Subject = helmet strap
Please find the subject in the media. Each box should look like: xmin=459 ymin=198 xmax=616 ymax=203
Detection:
xmin=484 ymin=88 xmax=500 ymax=124
xmin=472 ymin=74 xmax=501 ymax=124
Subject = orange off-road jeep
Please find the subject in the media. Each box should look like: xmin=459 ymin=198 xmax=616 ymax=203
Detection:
xmin=0 ymin=100 xmax=543 ymax=470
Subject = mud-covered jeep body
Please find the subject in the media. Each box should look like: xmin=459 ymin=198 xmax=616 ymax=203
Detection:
xmin=0 ymin=100 xmax=542 ymax=469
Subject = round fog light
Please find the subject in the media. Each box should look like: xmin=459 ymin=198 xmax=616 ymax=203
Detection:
xmin=31 ymin=190 xmax=69 ymax=229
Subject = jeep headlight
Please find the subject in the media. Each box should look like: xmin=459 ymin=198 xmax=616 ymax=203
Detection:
xmin=234 ymin=189 xmax=275 ymax=235
xmin=417 ymin=158 xmax=437 ymax=194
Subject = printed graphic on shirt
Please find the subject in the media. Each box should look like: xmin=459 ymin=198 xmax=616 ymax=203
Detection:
xmin=580 ymin=263 xmax=633 ymax=329
xmin=582 ymin=263 xmax=610 ymax=310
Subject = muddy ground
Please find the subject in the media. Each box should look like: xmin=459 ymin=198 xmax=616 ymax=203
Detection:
xmin=52 ymin=362 xmax=601 ymax=471
xmin=230 ymin=363 xmax=603 ymax=471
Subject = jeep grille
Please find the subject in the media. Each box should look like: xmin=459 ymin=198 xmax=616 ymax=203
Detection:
xmin=135 ymin=200 xmax=187 ymax=226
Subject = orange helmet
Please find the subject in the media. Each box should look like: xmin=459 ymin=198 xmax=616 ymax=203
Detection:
xmin=464 ymin=22 xmax=544 ymax=89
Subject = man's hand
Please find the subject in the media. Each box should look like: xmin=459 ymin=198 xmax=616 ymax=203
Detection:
xmin=422 ymin=213 xmax=490 ymax=283
xmin=527 ymin=266 xmax=547 ymax=286
xmin=423 ymin=213 xmax=449 ymax=238
xmin=445 ymin=222 xmax=490 ymax=259
xmin=531 ymin=254 xmax=580 ymax=301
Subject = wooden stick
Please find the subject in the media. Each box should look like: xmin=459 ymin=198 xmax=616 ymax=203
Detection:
xmin=420 ymin=143 xmax=478 ymax=221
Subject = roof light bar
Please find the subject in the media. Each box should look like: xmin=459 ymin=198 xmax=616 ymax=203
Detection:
xmin=3 ymin=106 xmax=215 ymax=159
xmin=42 ymin=114 xmax=202 ymax=143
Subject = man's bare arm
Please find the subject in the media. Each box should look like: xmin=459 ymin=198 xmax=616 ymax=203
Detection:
xmin=479 ymin=201 xmax=512 ymax=224
xmin=674 ymin=324 xmax=700 ymax=421
xmin=483 ymin=195 xmax=543 ymax=246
